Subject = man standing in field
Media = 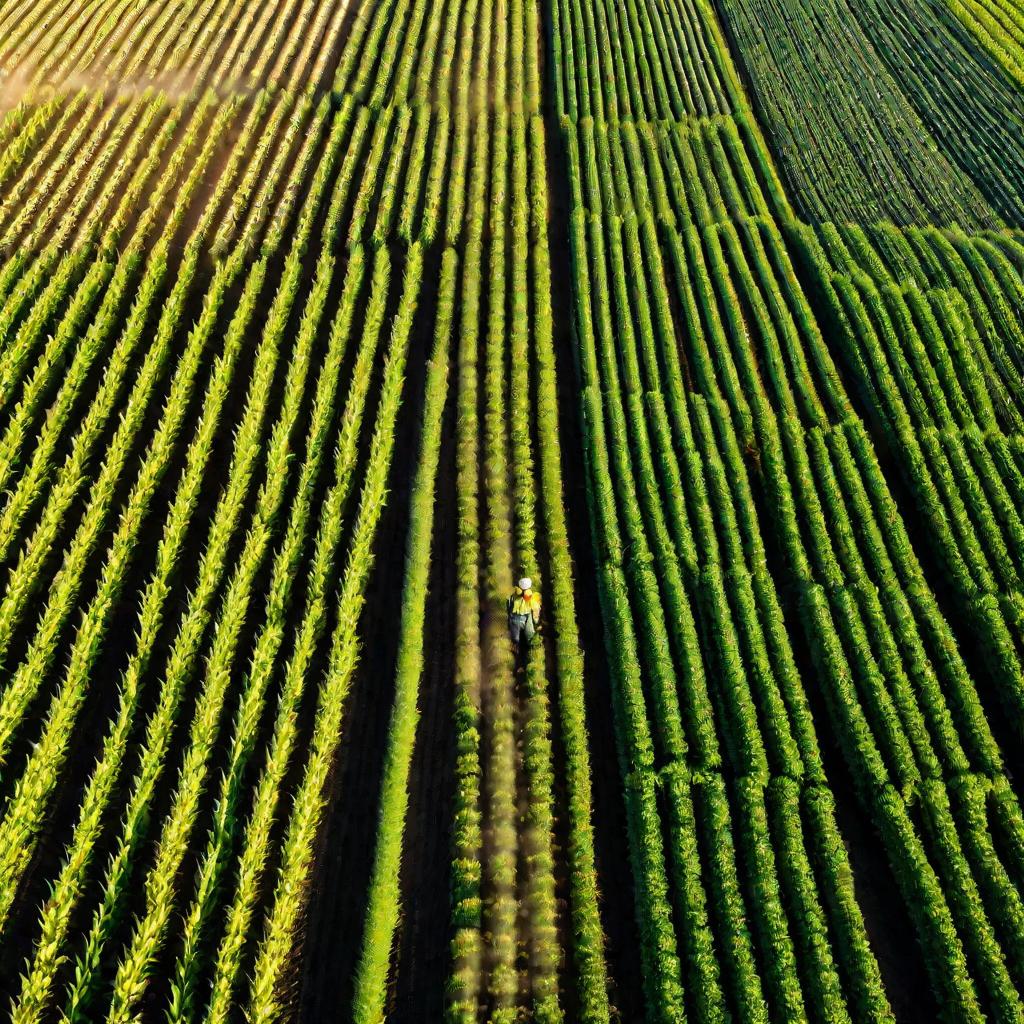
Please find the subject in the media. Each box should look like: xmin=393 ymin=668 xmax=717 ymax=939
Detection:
xmin=508 ymin=577 xmax=541 ymax=652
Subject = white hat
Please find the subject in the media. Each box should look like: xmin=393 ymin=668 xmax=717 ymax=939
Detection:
xmin=518 ymin=577 xmax=533 ymax=591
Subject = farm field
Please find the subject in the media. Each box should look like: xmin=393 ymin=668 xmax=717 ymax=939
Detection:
xmin=0 ymin=0 xmax=1022 ymax=1019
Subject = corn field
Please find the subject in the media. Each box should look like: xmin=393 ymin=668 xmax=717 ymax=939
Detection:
xmin=0 ymin=0 xmax=1022 ymax=1021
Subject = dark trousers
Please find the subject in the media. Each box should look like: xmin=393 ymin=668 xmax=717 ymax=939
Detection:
xmin=509 ymin=612 xmax=536 ymax=645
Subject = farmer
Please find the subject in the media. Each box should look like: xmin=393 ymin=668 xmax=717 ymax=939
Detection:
xmin=507 ymin=577 xmax=542 ymax=650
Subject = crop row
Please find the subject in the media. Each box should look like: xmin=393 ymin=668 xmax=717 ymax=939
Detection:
xmin=0 ymin=84 xmax=539 ymax=286
xmin=256 ymin=0 xmax=612 ymax=1017
xmin=946 ymin=0 xmax=1024 ymax=90
xmin=551 ymin=0 xmax=1024 ymax=1006
xmin=792 ymin=221 xmax=1024 ymax=726
xmin=713 ymin=0 xmax=1012 ymax=226
xmin=551 ymin=0 xmax=739 ymax=121
xmin=0 ymin=62 xmax=379 ymax=1024
xmin=0 ymin=0 xmax=558 ymax=289
xmin=0 ymin=86 xmax=339 ymax=1015
xmin=0 ymin=0 xmax=614 ymax=1020
xmin=0 ymin=0 xmax=349 ymax=91
xmin=7 ymin=0 xmax=1023 ymax=1021
xmin=846 ymin=0 xmax=1024 ymax=226
xmin=566 ymin=112 xmax=791 ymax=232
xmin=0 ymin=0 xmax=546 ymax=104
xmin=567 ymin=132 xmax=1024 ymax=1021
xmin=438 ymin=0 xmax=606 ymax=1016
xmin=814 ymin=222 xmax=1024 ymax=417
xmin=563 ymin=143 xmax=896 ymax=1021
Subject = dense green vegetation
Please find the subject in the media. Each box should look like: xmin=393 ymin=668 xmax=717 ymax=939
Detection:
xmin=0 ymin=0 xmax=1022 ymax=1020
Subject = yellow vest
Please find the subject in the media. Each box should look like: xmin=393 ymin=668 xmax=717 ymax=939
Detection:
xmin=510 ymin=588 xmax=541 ymax=618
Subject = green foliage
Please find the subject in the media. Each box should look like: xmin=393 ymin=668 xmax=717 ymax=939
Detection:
xmin=2 ymin=0 xmax=1023 ymax=1019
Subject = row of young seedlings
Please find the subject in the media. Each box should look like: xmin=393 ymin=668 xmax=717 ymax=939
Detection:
xmin=82 ymin=122 xmax=346 ymax=1024
xmin=429 ymin=0 xmax=613 ymax=1013
xmin=0 ymin=96 xmax=235 ymax=746
xmin=0 ymin=92 xmax=112 ymax=253
xmin=550 ymin=0 xmax=739 ymax=124
xmin=322 ymin=0 xmax=532 ymax=255
xmin=0 ymin=85 xmax=334 ymax=1023
xmin=0 ymin=95 xmax=248 ymax=734
xmin=0 ymin=0 xmax=335 ymax=93
xmin=329 ymin=5 xmax=496 ymax=1003
xmin=0 ymin=93 xmax=178 ymax=452
xmin=350 ymin=104 xmax=610 ymax=1024
xmin=192 ymin=8 xmax=507 ymax=1003
xmin=5 ymin=2 xmax=519 ymax=1012
xmin=0 ymin=90 xmax=283 ymax=574
xmin=0 ymin=90 xmax=164 ymax=315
